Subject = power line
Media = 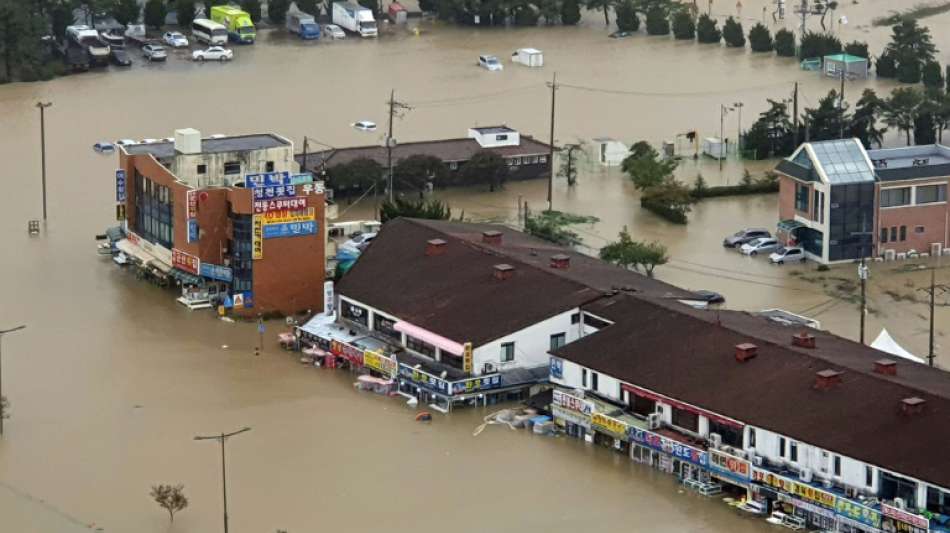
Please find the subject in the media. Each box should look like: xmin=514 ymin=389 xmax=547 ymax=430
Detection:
xmin=558 ymin=80 xmax=803 ymax=99
xmin=407 ymin=85 xmax=543 ymax=107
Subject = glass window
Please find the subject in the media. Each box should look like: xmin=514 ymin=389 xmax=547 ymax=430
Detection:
xmin=550 ymin=332 xmax=566 ymax=351
xmin=406 ymin=336 xmax=435 ymax=357
xmin=591 ymin=371 xmax=599 ymax=391
xmin=709 ymin=419 xmax=742 ymax=447
xmin=749 ymin=428 xmax=756 ymax=447
xmin=265 ymin=161 xmax=275 ymax=172
xmin=779 ymin=437 xmax=786 ymax=457
xmin=916 ymin=184 xmax=947 ymax=204
xmin=790 ymin=441 xmax=798 ymax=462
xmin=632 ymin=395 xmax=656 ymax=416
xmin=880 ymin=228 xmax=888 ymax=243
xmin=915 ymin=225 xmax=925 ymax=234
xmin=881 ymin=187 xmax=911 ymax=207
xmin=373 ymin=315 xmax=399 ymax=341
xmin=197 ymin=164 xmax=207 ymax=175
xmin=496 ymin=134 xmax=508 ymax=141
xmin=500 ymin=342 xmax=515 ymax=362
xmin=795 ymin=183 xmax=810 ymax=212
xmin=224 ymin=161 xmax=241 ymax=175
xmin=866 ymin=466 xmax=874 ymax=487
xmin=900 ymin=225 xmax=907 ymax=241
xmin=582 ymin=368 xmax=587 ymax=388
xmin=539 ymin=155 xmax=547 ymax=163
xmin=890 ymin=226 xmax=897 ymax=242
xmin=570 ymin=312 xmax=580 ymax=324
xmin=672 ymin=407 xmax=698 ymax=432
xmin=340 ymin=301 xmax=368 ymax=326
xmin=834 ymin=456 xmax=841 ymax=476
xmin=449 ymin=161 xmax=458 ymax=170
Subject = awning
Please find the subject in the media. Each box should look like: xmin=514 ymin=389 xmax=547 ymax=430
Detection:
xmin=394 ymin=321 xmax=464 ymax=356
xmin=777 ymin=219 xmax=805 ymax=233
xmin=871 ymin=329 xmax=926 ymax=364
xmin=168 ymin=268 xmax=202 ymax=285
xmin=105 ymin=226 xmax=124 ymax=242
xmin=115 ymin=238 xmax=154 ymax=264
xmin=146 ymin=259 xmax=172 ymax=274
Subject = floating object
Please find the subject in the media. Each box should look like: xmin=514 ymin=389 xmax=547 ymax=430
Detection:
xmin=28 ymin=220 xmax=40 ymax=235
xmin=219 ymin=316 xmax=234 ymax=323
xmin=221 ymin=344 xmax=229 ymax=349
xmin=415 ymin=412 xmax=432 ymax=422
xmin=112 ymin=252 xmax=129 ymax=265
xmin=406 ymin=396 xmax=418 ymax=406
xmin=93 ymin=142 xmax=115 ymax=153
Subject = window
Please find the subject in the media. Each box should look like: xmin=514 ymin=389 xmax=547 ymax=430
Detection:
xmin=748 ymin=428 xmax=756 ymax=448
xmin=132 ymin=171 xmax=173 ymax=249
xmin=340 ymin=300 xmax=368 ymax=326
xmin=582 ymin=314 xmax=612 ymax=330
xmin=500 ymin=342 xmax=515 ymax=362
xmin=708 ymin=419 xmax=742 ymax=447
xmin=539 ymin=155 xmax=547 ymax=163
xmin=890 ymin=226 xmax=897 ymax=242
xmin=224 ymin=161 xmax=241 ymax=175
xmin=881 ymin=187 xmax=911 ymax=207
xmin=915 ymin=225 xmax=925 ymax=234
xmin=880 ymin=227 xmax=888 ymax=243
xmin=582 ymin=368 xmax=588 ymax=388
xmin=550 ymin=333 xmax=566 ymax=351
xmin=590 ymin=372 xmax=599 ymax=391
xmin=406 ymin=335 xmax=435 ymax=358
xmin=916 ymin=184 xmax=947 ymax=204
xmin=449 ymin=161 xmax=458 ymax=170
xmin=789 ymin=441 xmax=798 ymax=462
xmin=570 ymin=312 xmax=580 ymax=324
xmin=197 ymin=164 xmax=207 ymax=175
xmin=927 ymin=487 xmax=950 ymax=516
xmin=496 ymin=134 xmax=508 ymax=141
xmin=833 ymin=456 xmax=841 ymax=476
xmin=900 ymin=225 xmax=907 ymax=241
xmin=265 ymin=161 xmax=275 ymax=172
xmin=632 ymin=395 xmax=656 ymax=416
xmin=373 ymin=315 xmax=399 ymax=341
xmin=795 ymin=183 xmax=810 ymax=212
xmin=672 ymin=408 xmax=698 ymax=432
xmin=779 ymin=437 xmax=786 ymax=457
xmin=866 ymin=466 xmax=874 ymax=487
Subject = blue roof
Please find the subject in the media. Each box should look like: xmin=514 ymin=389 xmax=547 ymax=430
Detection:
xmin=808 ymin=139 xmax=876 ymax=184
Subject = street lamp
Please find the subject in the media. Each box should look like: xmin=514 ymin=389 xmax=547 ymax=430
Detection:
xmin=36 ymin=102 xmax=52 ymax=222
xmin=0 ymin=325 xmax=27 ymax=436
xmin=195 ymin=427 xmax=251 ymax=533
xmin=720 ymin=104 xmax=734 ymax=172
xmin=733 ymin=102 xmax=744 ymax=156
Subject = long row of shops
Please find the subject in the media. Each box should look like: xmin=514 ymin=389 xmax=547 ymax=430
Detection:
xmin=550 ymin=389 xmax=933 ymax=533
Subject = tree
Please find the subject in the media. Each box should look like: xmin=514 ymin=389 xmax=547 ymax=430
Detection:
xmin=798 ymin=31 xmax=840 ymax=60
xmin=748 ymin=22 xmax=772 ymax=52
xmin=558 ymin=142 xmax=586 ymax=186
xmin=615 ymin=0 xmax=638 ymax=32
xmin=380 ymin=196 xmax=451 ymax=223
xmin=848 ymin=89 xmax=887 ymax=148
xmin=241 ymin=0 xmax=262 ymax=22
xmin=774 ymin=28 xmax=795 ymax=57
xmin=621 ymin=141 xmax=677 ymax=190
xmin=327 ymin=157 xmax=383 ymax=194
xmin=112 ymin=0 xmax=141 ymax=25
xmin=692 ymin=173 xmax=708 ymax=196
xmin=267 ymin=0 xmax=290 ymax=24
xmin=742 ymin=98 xmax=795 ymax=159
xmin=585 ymin=0 xmax=613 ymax=26
xmin=199 ymin=0 xmax=214 ymax=17
xmin=150 ymin=484 xmax=188 ymax=523
xmin=884 ymin=87 xmax=923 ymax=145
xmin=513 ymin=4 xmax=539 ymax=26
xmin=144 ymin=0 xmax=167 ymax=29
xmin=671 ymin=10 xmax=694 ymax=39
xmin=914 ymin=96 xmax=939 ymax=145
xmin=640 ymin=177 xmax=694 ymax=224
xmin=459 ymin=151 xmax=508 ymax=191
xmin=536 ymin=0 xmax=560 ymax=25
xmin=644 ymin=6 xmax=668 ymax=35
xmin=176 ymin=0 xmax=196 ymax=29
xmin=923 ymin=61 xmax=944 ymax=90
xmin=876 ymin=50 xmax=897 ymax=78
xmin=802 ymin=89 xmax=850 ymax=142
xmin=393 ymin=154 xmax=447 ymax=190
xmin=50 ymin=2 xmax=74 ymax=39
xmin=561 ymin=0 xmax=581 ymax=24
xmin=884 ymin=19 xmax=937 ymax=84
xmin=524 ymin=210 xmax=598 ymax=246
xmin=0 ymin=0 xmax=48 ymax=82
xmin=696 ymin=13 xmax=720 ymax=44
xmin=843 ymin=40 xmax=869 ymax=59
xmin=599 ymin=226 xmax=669 ymax=277
xmin=722 ymin=16 xmax=743 ymax=47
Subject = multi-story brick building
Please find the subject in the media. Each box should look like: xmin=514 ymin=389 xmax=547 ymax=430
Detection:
xmin=111 ymin=128 xmax=326 ymax=316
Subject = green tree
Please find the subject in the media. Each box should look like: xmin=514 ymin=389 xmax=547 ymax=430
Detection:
xmin=418 ymin=0 xmax=434 ymax=12
xmin=848 ymin=89 xmax=887 ymax=148
xmin=640 ymin=177 xmax=694 ymax=224
xmin=884 ymin=19 xmax=937 ymax=84
xmin=922 ymin=61 xmax=943 ymax=90
xmin=536 ymin=0 xmax=560 ymax=25
xmin=615 ymin=0 xmax=638 ymax=32
xmin=748 ymin=22 xmax=771 ymax=52
xmin=876 ymin=50 xmax=897 ymax=78
xmin=144 ymin=0 xmax=167 ymax=29
xmin=671 ymin=10 xmax=694 ymax=39
xmin=843 ymin=40 xmax=869 ymax=59
xmin=621 ymin=141 xmax=677 ymax=190
xmin=599 ymin=226 xmax=669 ymax=277
xmin=774 ymin=28 xmax=795 ymax=57
xmin=802 ymin=89 xmax=850 ymax=142
xmin=200 ymin=0 xmax=214 ymax=17
xmin=513 ymin=4 xmax=539 ymax=26
xmin=393 ymin=154 xmax=447 ymax=190
xmin=914 ymin=95 xmax=939 ymax=145
xmin=585 ymin=0 xmax=613 ymax=26
xmin=267 ymin=0 xmax=290 ymax=24
xmin=644 ymin=5 xmax=668 ymax=35
xmin=692 ymin=173 xmax=708 ymax=196
xmin=558 ymin=142 xmax=586 ymax=186
xmin=798 ymin=31 xmax=840 ymax=60
xmin=150 ymin=484 xmax=188 ymax=523
xmin=722 ymin=16 xmax=743 ymax=47
xmin=327 ymin=157 xmax=384 ymax=194
xmin=524 ymin=210 xmax=598 ymax=246
xmin=884 ymin=87 xmax=923 ymax=145
xmin=380 ymin=196 xmax=452 ymax=223
xmin=0 ymin=0 xmax=46 ymax=82
xmin=696 ymin=13 xmax=720 ymax=44
xmin=459 ymin=151 xmax=508 ymax=191
xmin=50 ymin=1 xmax=73 ymax=39
xmin=112 ymin=0 xmax=142 ymax=25
xmin=742 ymin=98 xmax=795 ymax=159
xmin=175 ymin=0 xmax=196 ymax=28
xmin=560 ymin=0 xmax=581 ymax=24
xmin=241 ymin=0 xmax=262 ymax=22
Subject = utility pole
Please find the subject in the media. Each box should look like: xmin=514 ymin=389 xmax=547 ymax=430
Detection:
xmin=36 ymin=102 xmax=52 ymax=222
xmin=733 ymin=101 xmax=744 ymax=154
xmin=793 ymin=82 xmax=799 ymax=143
xmin=858 ymin=258 xmax=868 ymax=345
xmin=719 ymin=104 xmax=732 ymax=173
xmin=386 ymin=90 xmax=411 ymax=204
xmin=546 ymin=72 xmax=558 ymax=212
xmin=257 ymin=317 xmax=264 ymax=356
xmin=0 ymin=325 xmax=27 ymax=436
xmin=302 ymin=137 xmax=309 ymax=176
xmin=194 ymin=427 xmax=251 ymax=533
xmin=917 ymin=268 xmax=949 ymax=367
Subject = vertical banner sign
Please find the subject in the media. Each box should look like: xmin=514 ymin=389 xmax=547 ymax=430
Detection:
xmin=252 ymin=215 xmax=263 ymax=260
xmin=462 ymin=342 xmax=473 ymax=373
xmin=115 ymin=170 xmax=127 ymax=202
xmin=323 ymin=281 xmax=334 ymax=316
xmin=115 ymin=203 xmax=126 ymax=221
xmin=186 ymin=189 xmax=198 ymax=243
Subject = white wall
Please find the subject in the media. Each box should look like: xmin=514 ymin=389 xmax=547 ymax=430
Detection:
xmin=473 ymin=308 xmax=579 ymax=375
xmin=170 ymin=144 xmax=294 ymax=188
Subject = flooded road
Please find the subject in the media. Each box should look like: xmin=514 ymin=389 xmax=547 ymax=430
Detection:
xmin=1 ymin=3 xmax=949 ymax=530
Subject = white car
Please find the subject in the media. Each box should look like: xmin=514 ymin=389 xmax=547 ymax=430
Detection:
xmin=341 ymin=232 xmax=377 ymax=252
xmin=115 ymin=138 xmax=138 ymax=147
xmin=323 ymin=24 xmax=345 ymax=39
xmin=192 ymin=46 xmax=233 ymax=62
xmin=352 ymin=121 xmax=377 ymax=132
xmin=142 ymin=44 xmax=167 ymax=61
xmin=478 ymin=55 xmax=503 ymax=71
xmin=740 ymin=237 xmax=780 ymax=256
xmin=769 ymin=247 xmax=806 ymax=264
xmin=162 ymin=31 xmax=189 ymax=48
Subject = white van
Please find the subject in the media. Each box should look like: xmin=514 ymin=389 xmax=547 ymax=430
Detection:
xmin=192 ymin=18 xmax=228 ymax=46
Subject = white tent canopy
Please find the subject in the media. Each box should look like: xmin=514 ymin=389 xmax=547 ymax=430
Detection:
xmin=871 ymin=329 xmax=925 ymax=364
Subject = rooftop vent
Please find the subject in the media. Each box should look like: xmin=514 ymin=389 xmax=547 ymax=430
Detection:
xmin=901 ymin=397 xmax=926 ymax=416
xmin=174 ymin=128 xmax=201 ymax=155
xmin=482 ymin=230 xmax=503 ymax=246
xmin=425 ymin=238 xmax=447 ymax=257
xmin=814 ymin=369 xmax=843 ymax=390
xmin=493 ymin=263 xmax=514 ymax=281
xmin=792 ymin=331 xmax=816 ymax=349
xmin=735 ymin=343 xmax=758 ymax=363
xmin=874 ymin=358 xmax=897 ymax=376
xmin=550 ymin=253 xmax=571 ymax=269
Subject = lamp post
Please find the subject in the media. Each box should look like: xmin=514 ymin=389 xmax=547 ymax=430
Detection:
xmin=720 ymin=104 xmax=734 ymax=172
xmin=194 ymin=427 xmax=251 ymax=533
xmin=36 ymin=102 xmax=52 ymax=222
xmin=0 ymin=325 xmax=27 ymax=436
xmin=733 ymin=101 xmax=744 ymax=155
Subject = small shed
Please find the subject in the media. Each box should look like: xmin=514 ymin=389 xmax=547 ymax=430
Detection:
xmin=511 ymin=48 xmax=543 ymax=67
xmin=822 ymin=53 xmax=869 ymax=80
xmin=388 ymin=1 xmax=408 ymax=24
xmin=702 ymin=137 xmax=726 ymax=160
xmin=591 ymin=137 xmax=628 ymax=166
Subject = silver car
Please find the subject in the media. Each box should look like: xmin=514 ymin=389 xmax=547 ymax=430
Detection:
xmin=323 ymin=24 xmax=346 ymax=39
xmin=142 ymin=44 xmax=167 ymax=62
xmin=723 ymin=228 xmax=771 ymax=248
xmin=740 ymin=237 xmax=780 ymax=256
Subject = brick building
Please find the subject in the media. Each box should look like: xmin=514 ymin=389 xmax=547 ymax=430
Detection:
xmin=112 ymin=129 xmax=326 ymax=316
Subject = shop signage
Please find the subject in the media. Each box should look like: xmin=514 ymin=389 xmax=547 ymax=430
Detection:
xmin=777 ymin=493 xmax=837 ymax=520
xmin=549 ymin=357 xmax=564 ymax=379
xmin=252 ymin=184 xmax=296 ymax=200
xmin=299 ymin=182 xmax=324 ymax=195
xmin=363 ymin=350 xmax=397 ymax=377
xmin=462 ymin=342 xmax=473 ymax=373
xmin=552 ymin=405 xmax=592 ymax=429
xmin=882 ymin=503 xmax=929 ymax=532
xmin=290 ymin=172 xmax=314 ymax=185
xmin=115 ymin=169 xmax=127 ymax=202
xmin=398 ymin=363 xmax=448 ymax=395
xmin=187 ymin=219 xmax=199 ymax=243
xmin=171 ymin=248 xmax=200 ymax=275
xmin=244 ymin=171 xmax=291 ymax=188
xmin=116 ymin=203 xmax=126 ymax=221
xmin=592 ymin=412 xmax=629 ymax=440
xmin=253 ymin=197 xmax=308 ymax=214
xmin=262 ymin=220 xmax=317 ymax=239
xmin=232 ymin=291 xmax=253 ymax=309
xmin=629 ymin=427 xmax=708 ymax=467
xmin=552 ymin=390 xmax=594 ymax=416
xmin=836 ymin=499 xmax=882 ymax=529
xmin=199 ymin=262 xmax=233 ymax=283
xmin=252 ymin=215 xmax=263 ymax=260
xmin=709 ymin=449 xmax=752 ymax=483
xmin=323 ymin=281 xmax=334 ymax=316
xmin=186 ymin=189 xmax=198 ymax=219
xmin=330 ymin=340 xmax=364 ymax=366
xmin=261 ymin=207 xmax=315 ymax=224
xmin=449 ymin=374 xmax=501 ymax=395
xmin=751 ymin=468 xmax=836 ymax=510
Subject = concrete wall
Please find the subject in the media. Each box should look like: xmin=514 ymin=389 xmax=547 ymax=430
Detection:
xmin=169 ymin=145 xmax=295 ymax=188
xmin=472 ymin=309 xmax=579 ymax=375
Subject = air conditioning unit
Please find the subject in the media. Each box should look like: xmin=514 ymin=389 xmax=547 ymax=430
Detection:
xmin=647 ymin=413 xmax=661 ymax=430
xmin=708 ymin=433 xmax=723 ymax=449
xmin=799 ymin=469 xmax=813 ymax=483
xmin=753 ymin=455 xmax=764 ymax=467
xmin=931 ymin=243 xmax=942 ymax=257
xmin=894 ymin=498 xmax=906 ymax=510
xmin=482 ymin=362 xmax=495 ymax=373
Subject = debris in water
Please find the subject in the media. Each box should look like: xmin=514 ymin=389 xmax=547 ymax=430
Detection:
xmin=415 ymin=412 xmax=432 ymax=422
xmin=220 ymin=316 xmax=235 ymax=323
xmin=221 ymin=344 xmax=229 ymax=349
xmin=406 ymin=396 xmax=418 ymax=407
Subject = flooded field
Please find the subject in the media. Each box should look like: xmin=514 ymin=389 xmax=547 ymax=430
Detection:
xmin=1 ymin=2 xmax=949 ymax=530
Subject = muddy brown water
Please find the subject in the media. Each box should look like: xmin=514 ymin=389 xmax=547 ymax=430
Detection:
xmin=1 ymin=3 xmax=948 ymax=530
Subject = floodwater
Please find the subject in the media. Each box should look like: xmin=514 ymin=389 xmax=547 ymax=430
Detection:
xmin=1 ymin=1 xmax=949 ymax=530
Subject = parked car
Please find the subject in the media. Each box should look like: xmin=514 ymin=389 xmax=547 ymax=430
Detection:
xmin=740 ymin=237 xmax=780 ymax=256
xmin=478 ymin=55 xmax=503 ymax=71
xmin=115 ymin=139 xmax=137 ymax=147
xmin=352 ymin=120 xmax=377 ymax=132
xmin=341 ymin=232 xmax=377 ymax=252
xmin=323 ymin=24 xmax=346 ymax=39
xmin=163 ymin=31 xmax=189 ymax=48
xmin=693 ymin=290 xmax=725 ymax=304
xmin=142 ymin=44 xmax=167 ymax=61
xmin=769 ymin=247 xmax=806 ymax=264
xmin=192 ymin=46 xmax=233 ymax=61
xmin=139 ymin=138 xmax=159 ymax=144
xmin=93 ymin=142 xmax=116 ymax=153
xmin=723 ymin=228 xmax=771 ymax=248
xmin=609 ymin=30 xmax=634 ymax=38
xmin=110 ymin=48 xmax=131 ymax=66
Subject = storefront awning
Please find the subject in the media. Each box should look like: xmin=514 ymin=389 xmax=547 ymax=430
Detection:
xmin=115 ymin=238 xmax=153 ymax=264
xmin=777 ymin=219 xmax=805 ymax=233
xmin=394 ymin=321 xmax=464 ymax=356
xmin=168 ymin=268 xmax=202 ymax=285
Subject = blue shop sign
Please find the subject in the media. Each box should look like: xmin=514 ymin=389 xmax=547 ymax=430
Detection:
xmin=187 ymin=219 xmax=199 ymax=243
xmin=262 ymin=220 xmax=317 ymax=239
xmin=115 ymin=169 xmax=127 ymax=202
xmin=245 ymin=171 xmax=291 ymax=188
xmin=200 ymin=262 xmax=233 ymax=283
xmin=450 ymin=375 xmax=501 ymax=395
xmin=290 ymin=172 xmax=314 ymax=185
xmin=398 ymin=363 xmax=449 ymax=395
xmin=629 ymin=427 xmax=708 ymax=467
xmin=550 ymin=357 xmax=564 ymax=379
xmin=835 ymin=499 xmax=882 ymax=530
